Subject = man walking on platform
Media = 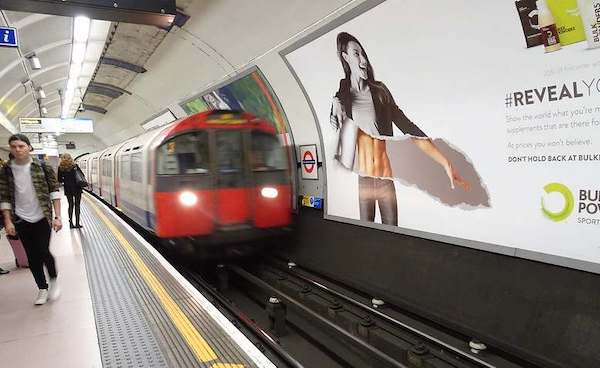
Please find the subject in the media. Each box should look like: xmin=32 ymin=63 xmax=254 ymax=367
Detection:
xmin=0 ymin=134 xmax=63 ymax=305
xmin=0 ymin=157 xmax=10 ymax=275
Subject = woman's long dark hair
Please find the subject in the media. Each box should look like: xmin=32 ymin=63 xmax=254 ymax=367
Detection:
xmin=336 ymin=32 xmax=375 ymax=82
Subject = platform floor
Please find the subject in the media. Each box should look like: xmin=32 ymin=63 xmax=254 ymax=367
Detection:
xmin=0 ymin=193 xmax=102 ymax=367
xmin=0 ymin=192 xmax=276 ymax=368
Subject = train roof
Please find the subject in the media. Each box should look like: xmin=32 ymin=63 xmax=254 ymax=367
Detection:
xmin=76 ymin=110 xmax=280 ymax=161
xmin=165 ymin=110 xmax=278 ymax=137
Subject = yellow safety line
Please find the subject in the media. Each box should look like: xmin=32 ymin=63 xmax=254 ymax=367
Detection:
xmin=84 ymin=196 xmax=220 ymax=364
xmin=212 ymin=364 xmax=246 ymax=368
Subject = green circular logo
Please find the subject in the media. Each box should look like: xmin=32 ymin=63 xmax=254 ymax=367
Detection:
xmin=541 ymin=183 xmax=574 ymax=222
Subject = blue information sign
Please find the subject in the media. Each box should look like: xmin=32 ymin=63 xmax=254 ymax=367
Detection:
xmin=0 ymin=27 xmax=18 ymax=47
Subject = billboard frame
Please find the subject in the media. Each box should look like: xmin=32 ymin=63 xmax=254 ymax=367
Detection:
xmin=278 ymin=0 xmax=600 ymax=274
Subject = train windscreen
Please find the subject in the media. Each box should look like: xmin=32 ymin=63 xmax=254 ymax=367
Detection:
xmin=215 ymin=131 xmax=243 ymax=174
xmin=250 ymin=131 xmax=286 ymax=172
xmin=157 ymin=132 xmax=209 ymax=175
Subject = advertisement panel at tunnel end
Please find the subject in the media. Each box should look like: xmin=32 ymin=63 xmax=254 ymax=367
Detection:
xmin=281 ymin=0 xmax=600 ymax=273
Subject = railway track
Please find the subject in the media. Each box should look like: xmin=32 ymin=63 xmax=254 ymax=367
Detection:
xmin=177 ymin=255 xmax=538 ymax=368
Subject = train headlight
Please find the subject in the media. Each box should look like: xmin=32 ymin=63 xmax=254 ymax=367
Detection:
xmin=179 ymin=191 xmax=198 ymax=206
xmin=261 ymin=187 xmax=278 ymax=199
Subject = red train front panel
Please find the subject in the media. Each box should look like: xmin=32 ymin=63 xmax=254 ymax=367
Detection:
xmin=154 ymin=189 xmax=216 ymax=237
xmin=152 ymin=111 xmax=292 ymax=239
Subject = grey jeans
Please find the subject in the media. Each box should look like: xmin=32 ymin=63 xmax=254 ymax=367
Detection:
xmin=358 ymin=176 xmax=398 ymax=226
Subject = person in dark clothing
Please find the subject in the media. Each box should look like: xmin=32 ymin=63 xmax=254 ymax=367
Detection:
xmin=0 ymin=134 xmax=62 ymax=305
xmin=330 ymin=32 xmax=470 ymax=226
xmin=0 ymin=157 xmax=8 ymax=275
xmin=57 ymin=154 xmax=83 ymax=229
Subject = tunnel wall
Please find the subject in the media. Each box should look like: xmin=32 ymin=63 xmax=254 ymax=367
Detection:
xmin=89 ymin=1 xmax=599 ymax=367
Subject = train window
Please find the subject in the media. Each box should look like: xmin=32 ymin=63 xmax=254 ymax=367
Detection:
xmin=157 ymin=132 xmax=209 ymax=175
xmin=250 ymin=131 xmax=287 ymax=171
xmin=216 ymin=131 xmax=242 ymax=174
xmin=130 ymin=153 xmax=143 ymax=182
xmin=106 ymin=160 xmax=113 ymax=177
xmin=92 ymin=159 xmax=98 ymax=175
xmin=121 ymin=155 xmax=131 ymax=180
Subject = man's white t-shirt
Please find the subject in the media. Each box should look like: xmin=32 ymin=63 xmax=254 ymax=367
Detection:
xmin=0 ymin=159 xmax=61 ymax=223
xmin=11 ymin=160 xmax=45 ymax=222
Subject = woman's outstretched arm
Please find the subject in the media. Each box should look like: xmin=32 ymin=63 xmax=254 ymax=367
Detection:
xmin=411 ymin=138 xmax=470 ymax=191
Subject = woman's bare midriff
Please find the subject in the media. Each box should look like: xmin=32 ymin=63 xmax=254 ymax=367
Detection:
xmin=357 ymin=129 xmax=392 ymax=177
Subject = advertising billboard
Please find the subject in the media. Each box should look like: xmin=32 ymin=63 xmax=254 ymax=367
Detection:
xmin=283 ymin=0 xmax=600 ymax=271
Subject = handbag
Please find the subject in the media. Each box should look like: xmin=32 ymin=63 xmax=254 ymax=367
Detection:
xmin=74 ymin=166 xmax=88 ymax=188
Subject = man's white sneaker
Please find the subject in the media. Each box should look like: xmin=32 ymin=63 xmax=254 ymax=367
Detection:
xmin=48 ymin=279 xmax=61 ymax=301
xmin=34 ymin=289 xmax=49 ymax=305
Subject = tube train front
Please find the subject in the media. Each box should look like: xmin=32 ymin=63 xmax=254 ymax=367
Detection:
xmin=76 ymin=110 xmax=293 ymax=252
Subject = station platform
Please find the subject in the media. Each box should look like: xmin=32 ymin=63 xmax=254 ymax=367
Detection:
xmin=0 ymin=192 xmax=276 ymax=368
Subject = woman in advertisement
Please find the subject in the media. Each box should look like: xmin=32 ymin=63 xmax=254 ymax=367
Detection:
xmin=330 ymin=32 xmax=470 ymax=226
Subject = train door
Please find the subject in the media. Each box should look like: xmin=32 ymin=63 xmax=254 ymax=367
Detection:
xmin=98 ymin=157 xmax=103 ymax=197
xmin=91 ymin=157 xmax=98 ymax=193
xmin=114 ymin=153 xmax=120 ymax=208
xmin=212 ymin=129 xmax=250 ymax=227
xmin=104 ymin=155 xmax=113 ymax=205
xmin=154 ymin=131 xmax=214 ymax=237
xmin=248 ymin=130 xmax=292 ymax=227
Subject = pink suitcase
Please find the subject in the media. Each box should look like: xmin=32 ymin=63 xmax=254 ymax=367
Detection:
xmin=7 ymin=235 xmax=28 ymax=268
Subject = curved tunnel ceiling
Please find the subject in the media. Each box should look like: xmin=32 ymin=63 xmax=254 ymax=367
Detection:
xmin=82 ymin=0 xmax=354 ymax=146
xmin=0 ymin=0 xmax=355 ymax=150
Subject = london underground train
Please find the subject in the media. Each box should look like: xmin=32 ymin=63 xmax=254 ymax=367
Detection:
xmin=76 ymin=110 xmax=293 ymax=255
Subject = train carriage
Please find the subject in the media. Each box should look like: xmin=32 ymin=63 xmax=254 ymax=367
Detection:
xmin=98 ymin=141 xmax=128 ymax=207
xmin=88 ymin=150 xmax=103 ymax=195
xmin=76 ymin=110 xmax=293 ymax=254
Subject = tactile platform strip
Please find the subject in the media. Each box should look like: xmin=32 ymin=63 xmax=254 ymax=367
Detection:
xmin=126 ymin=232 xmax=259 ymax=368
xmin=79 ymin=204 xmax=169 ymax=368
xmin=80 ymin=201 xmax=200 ymax=368
xmin=79 ymin=194 xmax=273 ymax=368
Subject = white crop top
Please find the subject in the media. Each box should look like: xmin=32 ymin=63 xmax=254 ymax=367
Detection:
xmin=351 ymin=87 xmax=378 ymax=136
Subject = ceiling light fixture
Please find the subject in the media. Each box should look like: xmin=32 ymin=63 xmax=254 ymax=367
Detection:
xmin=38 ymin=88 xmax=46 ymax=99
xmin=62 ymin=16 xmax=108 ymax=119
xmin=66 ymin=78 xmax=77 ymax=91
xmin=63 ymin=16 xmax=91 ymax=118
xmin=72 ymin=43 xmax=86 ymax=64
xmin=73 ymin=16 xmax=91 ymax=43
xmin=41 ymin=106 xmax=48 ymax=114
xmin=27 ymin=54 xmax=41 ymax=70
xmin=64 ymin=89 xmax=74 ymax=103
xmin=62 ymin=88 xmax=75 ymax=118
xmin=69 ymin=63 xmax=82 ymax=79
